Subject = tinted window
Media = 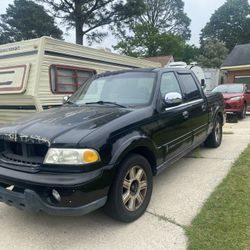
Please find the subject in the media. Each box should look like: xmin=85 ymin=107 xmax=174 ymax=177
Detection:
xmin=160 ymin=72 xmax=181 ymax=97
xmin=179 ymin=74 xmax=201 ymax=101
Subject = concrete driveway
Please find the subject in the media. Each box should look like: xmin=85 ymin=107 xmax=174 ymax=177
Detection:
xmin=1 ymin=117 xmax=250 ymax=250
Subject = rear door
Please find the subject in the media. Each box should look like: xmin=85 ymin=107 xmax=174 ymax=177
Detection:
xmin=177 ymin=72 xmax=208 ymax=146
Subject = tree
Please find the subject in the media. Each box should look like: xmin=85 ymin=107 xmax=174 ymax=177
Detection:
xmin=181 ymin=44 xmax=200 ymax=64
xmin=37 ymin=0 xmax=146 ymax=45
xmin=114 ymin=23 xmax=186 ymax=58
xmin=114 ymin=0 xmax=191 ymax=57
xmin=0 ymin=0 xmax=63 ymax=44
xmin=139 ymin=0 xmax=191 ymax=40
xmin=201 ymin=0 xmax=250 ymax=50
xmin=115 ymin=0 xmax=191 ymax=40
xmin=114 ymin=23 xmax=198 ymax=62
xmin=196 ymin=39 xmax=228 ymax=68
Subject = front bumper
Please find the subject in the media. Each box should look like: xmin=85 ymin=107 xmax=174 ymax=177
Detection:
xmin=0 ymin=186 xmax=107 ymax=216
xmin=0 ymin=164 xmax=114 ymax=216
xmin=225 ymin=108 xmax=242 ymax=113
xmin=224 ymin=100 xmax=243 ymax=113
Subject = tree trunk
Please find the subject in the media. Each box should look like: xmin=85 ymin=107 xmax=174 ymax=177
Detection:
xmin=75 ymin=22 xmax=83 ymax=45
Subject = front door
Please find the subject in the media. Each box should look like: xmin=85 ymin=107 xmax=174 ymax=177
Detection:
xmin=152 ymin=72 xmax=192 ymax=164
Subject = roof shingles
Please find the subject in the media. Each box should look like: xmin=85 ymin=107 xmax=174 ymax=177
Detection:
xmin=222 ymin=44 xmax=250 ymax=67
xmin=145 ymin=56 xmax=174 ymax=67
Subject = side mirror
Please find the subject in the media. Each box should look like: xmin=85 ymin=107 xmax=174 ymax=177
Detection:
xmin=63 ymin=95 xmax=70 ymax=104
xmin=164 ymin=92 xmax=183 ymax=107
xmin=201 ymin=79 xmax=206 ymax=89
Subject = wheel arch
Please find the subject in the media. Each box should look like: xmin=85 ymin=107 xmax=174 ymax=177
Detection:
xmin=216 ymin=110 xmax=224 ymax=124
xmin=110 ymin=138 xmax=158 ymax=176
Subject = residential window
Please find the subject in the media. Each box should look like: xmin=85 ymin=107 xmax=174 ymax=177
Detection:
xmin=235 ymin=76 xmax=250 ymax=84
xmin=50 ymin=65 xmax=96 ymax=94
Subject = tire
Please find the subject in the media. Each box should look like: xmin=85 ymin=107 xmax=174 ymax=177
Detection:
xmin=238 ymin=103 xmax=247 ymax=119
xmin=204 ymin=116 xmax=223 ymax=148
xmin=104 ymin=154 xmax=153 ymax=222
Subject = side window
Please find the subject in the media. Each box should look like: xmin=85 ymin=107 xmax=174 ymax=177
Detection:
xmin=178 ymin=73 xmax=201 ymax=101
xmin=160 ymin=72 xmax=182 ymax=97
xmin=50 ymin=65 xmax=96 ymax=94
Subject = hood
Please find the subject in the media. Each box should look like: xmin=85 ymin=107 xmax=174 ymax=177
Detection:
xmin=223 ymin=93 xmax=243 ymax=100
xmin=0 ymin=106 xmax=131 ymax=146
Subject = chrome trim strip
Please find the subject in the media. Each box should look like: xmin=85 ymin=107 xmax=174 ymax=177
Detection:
xmin=159 ymin=123 xmax=207 ymax=150
xmin=160 ymin=131 xmax=192 ymax=149
xmin=165 ymin=99 xmax=204 ymax=111
xmin=168 ymin=135 xmax=193 ymax=150
xmin=193 ymin=124 xmax=207 ymax=132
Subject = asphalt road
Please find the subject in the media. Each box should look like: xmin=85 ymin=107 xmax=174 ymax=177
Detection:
xmin=1 ymin=117 xmax=250 ymax=250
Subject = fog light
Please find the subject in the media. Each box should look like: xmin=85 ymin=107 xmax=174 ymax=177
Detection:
xmin=52 ymin=189 xmax=61 ymax=202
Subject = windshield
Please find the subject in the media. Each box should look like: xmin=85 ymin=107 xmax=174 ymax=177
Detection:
xmin=212 ymin=84 xmax=244 ymax=93
xmin=69 ymin=71 xmax=156 ymax=107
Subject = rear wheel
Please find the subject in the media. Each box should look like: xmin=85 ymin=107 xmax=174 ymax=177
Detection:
xmin=204 ymin=116 xmax=222 ymax=148
xmin=238 ymin=103 xmax=247 ymax=119
xmin=104 ymin=154 xmax=153 ymax=222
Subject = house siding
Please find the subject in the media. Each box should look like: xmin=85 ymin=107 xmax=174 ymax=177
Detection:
xmin=226 ymin=70 xmax=250 ymax=82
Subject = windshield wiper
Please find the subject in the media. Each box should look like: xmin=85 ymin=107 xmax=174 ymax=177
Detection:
xmin=64 ymin=100 xmax=79 ymax=106
xmin=85 ymin=101 xmax=127 ymax=108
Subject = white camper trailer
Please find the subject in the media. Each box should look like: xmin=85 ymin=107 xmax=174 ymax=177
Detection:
xmin=168 ymin=62 xmax=206 ymax=86
xmin=0 ymin=37 xmax=160 ymax=126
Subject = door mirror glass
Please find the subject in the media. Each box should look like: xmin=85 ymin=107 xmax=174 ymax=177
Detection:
xmin=63 ymin=95 xmax=70 ymax=104
xmin=164 ymin=92 xmax=182 ymax=107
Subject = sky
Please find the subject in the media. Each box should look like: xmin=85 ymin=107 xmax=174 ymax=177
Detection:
xmin=0 ymin=0 xmax=231 ymax=48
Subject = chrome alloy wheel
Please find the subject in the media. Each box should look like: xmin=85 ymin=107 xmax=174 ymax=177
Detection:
xmin=122 ymin=165 xmax=148 ymax=212
xmin=215 ymin=121 xmax=222 ymax=143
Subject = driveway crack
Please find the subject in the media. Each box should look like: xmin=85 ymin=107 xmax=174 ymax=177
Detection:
xmin=146 ymin=210 xmax=184 ymax=229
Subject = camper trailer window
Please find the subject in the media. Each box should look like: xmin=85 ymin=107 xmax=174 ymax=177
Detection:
xmin=50 ymin=65 xmax=95 ymax=94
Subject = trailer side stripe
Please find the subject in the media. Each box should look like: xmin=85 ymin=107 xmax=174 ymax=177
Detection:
xmin=44 ymin=51 xmax=140 ymax=69
xmin=0 ymin=105 xmax=36 ymax=110
xmin=0 ymin=50 xmax=37 ymax=60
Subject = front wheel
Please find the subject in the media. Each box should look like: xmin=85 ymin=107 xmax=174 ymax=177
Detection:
xmin=204 ymin=116 xmax=222 ymax=148
xmin=104 ymin=154 xmax=153 ymax=222
xmin=238 ymin=103 xmax=247 ymax=119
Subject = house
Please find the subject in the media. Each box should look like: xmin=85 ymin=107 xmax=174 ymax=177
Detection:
xmin=221 ymin=44 xmax=250 ymax=84
xmin=145 ymin=55 xmax=174 ymax=67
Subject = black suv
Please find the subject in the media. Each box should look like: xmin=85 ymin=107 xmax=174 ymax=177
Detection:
xmin=0 ymin=68 xmax=224 ymax=222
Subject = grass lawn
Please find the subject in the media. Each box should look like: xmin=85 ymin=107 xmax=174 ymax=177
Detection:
xmin=186 ymin=144 xmax=250 ymax=250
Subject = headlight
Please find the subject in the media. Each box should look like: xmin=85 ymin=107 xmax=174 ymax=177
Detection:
xmin=230 ymin=96 xmax=241 ymax=101
xmin=44 ymin=148 xmax=100 ymax=165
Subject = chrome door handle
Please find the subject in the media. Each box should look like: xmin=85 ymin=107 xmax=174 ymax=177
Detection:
xmin=183 ymin=111 xmax=189 ymax=119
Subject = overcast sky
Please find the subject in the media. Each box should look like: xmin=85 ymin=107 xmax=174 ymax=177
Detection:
xmin=0 ymin=0 xmax=233 ymax=48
